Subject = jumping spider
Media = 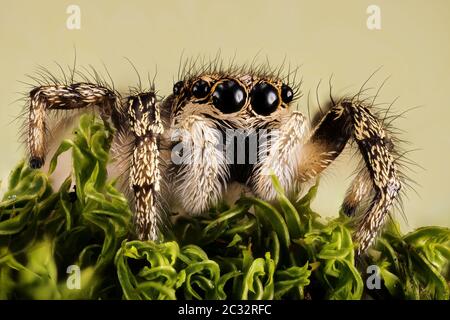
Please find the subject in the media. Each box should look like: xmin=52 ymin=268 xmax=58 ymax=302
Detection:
xmin=24 ymin=61 xmax=403 ymax=255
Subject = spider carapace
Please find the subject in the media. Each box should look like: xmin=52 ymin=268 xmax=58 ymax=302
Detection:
xmin=25 ymin=63 xmax=402 ymax=255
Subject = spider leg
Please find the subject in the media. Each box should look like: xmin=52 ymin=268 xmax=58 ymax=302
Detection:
xmin=342 ymin=135 xmax=397 ymax=217
xmin=127 ymin=92 xmax=164 ymax=241
xmin=27 ymin=83 xmax=120 ymax=168
xmin=299 ymin=99 xmax=401 ymax=254
xmin=341 ymin=167 xmax=374 ymax=217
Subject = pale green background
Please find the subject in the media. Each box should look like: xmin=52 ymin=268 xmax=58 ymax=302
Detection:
xmin=0 ymin=0 xmax=449 ymax=231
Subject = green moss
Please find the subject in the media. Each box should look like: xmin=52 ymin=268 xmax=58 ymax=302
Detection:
xmin=0 ymin=114 xmax=448 ymax=300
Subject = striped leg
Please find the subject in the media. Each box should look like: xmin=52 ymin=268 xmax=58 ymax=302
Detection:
xmin=298 ymin=99 xmax=401 ymax=254
xmin=346 ymin=100 xmax=401 ymax=254
xmin=27 ymin=83 xmax=119 ymax=168
xmin=127 ymin=92 xmax=163 ymax=241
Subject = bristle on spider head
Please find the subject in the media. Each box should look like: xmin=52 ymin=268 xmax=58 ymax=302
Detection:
xmin=177 ymin=53 xmax=303 ymax=101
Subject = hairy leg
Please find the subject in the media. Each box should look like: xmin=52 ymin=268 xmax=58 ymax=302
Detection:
xmin=341 ymin=167 xmax=374 ymax=217
xmin=27 ymin=83 xmax=119 ymax=168
xmin=127 ymin=92 xmax=164 ymax=241
xmin=298 ymin=99 xmax=401 ymax=254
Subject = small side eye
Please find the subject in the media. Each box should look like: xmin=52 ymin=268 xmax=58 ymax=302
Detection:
xmin=173 ymin=81 xmax=184 ymax=96
xmin=192 ymin=79 xmax=210 ymax=99
xmin=281 ymin=84 xmax=294 ymax=103
xmin=212 ymin=80 xmax=246 ymax=114
xmin=250 ymin=82 xmax=280 ymax=115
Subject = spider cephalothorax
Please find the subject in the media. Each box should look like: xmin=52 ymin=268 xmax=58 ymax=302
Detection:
xmin=23 ymin=61 xmax=404 ymax=254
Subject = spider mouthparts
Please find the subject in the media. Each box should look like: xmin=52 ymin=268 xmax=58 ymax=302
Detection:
xmin=29 ymin=157 xmax=43 ymax=169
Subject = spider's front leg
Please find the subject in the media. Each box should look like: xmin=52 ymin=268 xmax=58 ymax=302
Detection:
xmin=299 ymin=99 xmax=402 ymax=254
xmin=127 ymin=92 xmax=164 ymax=241
xmin=253 ymin=99 xmax=401 ymax=254
xmin=27 ymin=83 xmax=120 ymax=168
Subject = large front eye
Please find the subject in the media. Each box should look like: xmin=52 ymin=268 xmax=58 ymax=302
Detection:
xmin=192 ymin=79 xmax=210 ymax=98
xmin=212 ymin=80 xmax=246 ymax=114
xmin=250 ymin=82 xmax=280 ymax=115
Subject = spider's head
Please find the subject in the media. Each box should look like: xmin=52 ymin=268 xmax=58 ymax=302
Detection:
xmin=171 ymin=74 xmax=295 ymax=126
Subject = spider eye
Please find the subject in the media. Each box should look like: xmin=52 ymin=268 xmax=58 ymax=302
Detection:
xmin=212 ymin=80 xmax=246 ymax=113
xmin=192 ymin=79 xmax=210 ymax=99
xmin=250 ymin=82 xmax=280 ymax=115
xmin=281 ymin=84 xmax=294 ymax=103
xmin=173 ymin=81 xmax=184 ymax=96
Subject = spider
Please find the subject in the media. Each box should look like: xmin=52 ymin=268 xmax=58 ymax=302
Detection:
xmin=23 ymin=60 xmax=403 ymax=255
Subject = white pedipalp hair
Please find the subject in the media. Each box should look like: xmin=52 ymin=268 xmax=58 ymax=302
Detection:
xmin=171 ymin=115 xmax=229 ymax=215
xmin=251 ymin=111 xmax=309 ymax=201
